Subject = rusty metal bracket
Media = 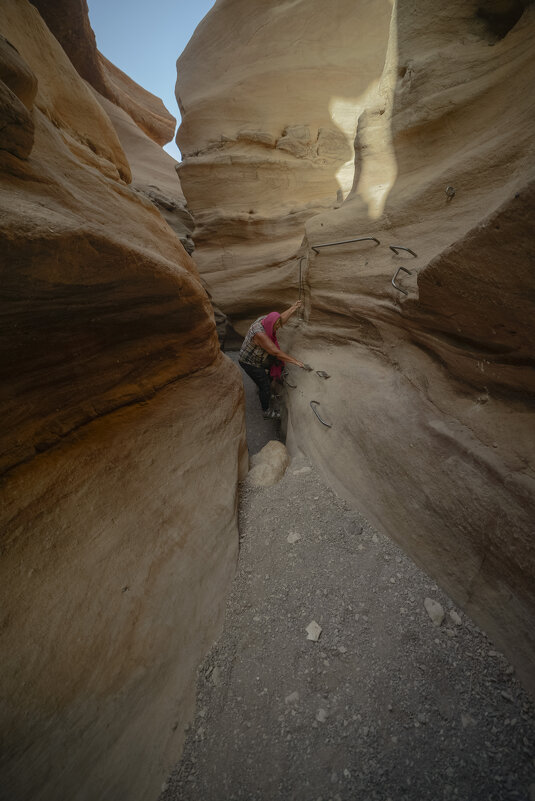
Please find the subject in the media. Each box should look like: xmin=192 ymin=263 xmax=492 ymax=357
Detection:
xmin=310 ymin=400 xmax=332 ymax=428
xmin=391 ymin=266 xmax=412 ymax=295
xmin=311 ymin=236 xmax=380 ymax=254
xmin=389 ymin=245 xmax=417 ymax=258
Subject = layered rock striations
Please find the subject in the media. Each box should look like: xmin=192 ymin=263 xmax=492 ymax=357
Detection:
xmin=175 ymin=0 xmax=392 ymax=329
xmin=92 ymin=90 xmax=195 ymax=253
xmin=177 ymin=0 xmax=535 ymax=693
xmin=30 ymin=0 xmax=176 ymax=146
xmin=285 ymin=0 xmax=535 ymax=693
xmin=0 ymin=2 xmax=246 ymax=800
xmin=29 ymin=0 xmax=194 ymax=253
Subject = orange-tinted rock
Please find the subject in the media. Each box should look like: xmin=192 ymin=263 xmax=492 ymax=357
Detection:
xmin=92 ymin=88 xmax=194 ymax=253
xmin=0 ymin=34 xmax=37 ymax=108
xmin=98 ymin=51 xmax=176 ymax=147
xmin=30 ymin=0 xmax=176 ymax=146
xmin=0 ymin=2 xmax=246 ymax=799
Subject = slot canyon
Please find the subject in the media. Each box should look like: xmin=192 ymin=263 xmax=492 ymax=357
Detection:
xmin=0 ymin=1 xmax=534 ymax=800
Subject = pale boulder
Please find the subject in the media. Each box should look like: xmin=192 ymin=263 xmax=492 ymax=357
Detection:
xmin=248 ymin=440 xmax=290 ymax=487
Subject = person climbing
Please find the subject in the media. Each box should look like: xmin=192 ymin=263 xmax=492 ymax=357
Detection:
xmin=238 ymin=301 xmax=305 ymax=419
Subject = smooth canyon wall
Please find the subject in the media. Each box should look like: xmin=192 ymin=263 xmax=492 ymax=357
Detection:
xmin=177 ymin=0 xmax=535 ymax=694
xmin=0 ymin=2 xmax=246 ymax=800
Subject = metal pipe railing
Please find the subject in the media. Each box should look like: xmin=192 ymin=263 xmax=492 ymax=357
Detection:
xmin=311 ymin=236 xmax=380 ymax=254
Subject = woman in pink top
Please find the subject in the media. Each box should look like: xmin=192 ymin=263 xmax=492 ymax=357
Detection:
xmin=238 ymin=301 xmax=304 ymax=419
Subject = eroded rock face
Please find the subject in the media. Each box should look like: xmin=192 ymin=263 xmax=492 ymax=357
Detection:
xmin=175 ymin=0 xmax=392 ymax=327
xmin=284 ymin=0 xmax=535 ymax=693
xmin=29 ymin=0 xmax=176 ymax=146
xmin=92 ymin=89 xmax=195 ymax=253
xmin=29 ymin=0 xmax=194 ymax=254
xmin=0 ymin=2 xmax=246 ymax=799
xmin=177 ymin=0 xmax=535 ymax=694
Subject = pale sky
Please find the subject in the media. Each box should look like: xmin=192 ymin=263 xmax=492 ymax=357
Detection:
xmin=86 ymin=0 xmax=216 ymax=159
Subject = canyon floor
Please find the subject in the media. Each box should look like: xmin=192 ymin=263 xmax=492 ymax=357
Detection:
xmin=160 ymin=356 xmax=535 ymax=801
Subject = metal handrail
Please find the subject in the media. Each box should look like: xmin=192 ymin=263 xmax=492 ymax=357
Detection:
xmin=311 ymin=236 xmax=380 ymax=254
xmin=391 ymin=266 xmax=412 ymax=295
xmin=389 ymin=245 xmax=417 ymax=258
xmin=310 ymin=401 xmax=332 ymax=428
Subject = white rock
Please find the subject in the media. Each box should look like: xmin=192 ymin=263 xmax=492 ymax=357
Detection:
xmin=292 ymin=466 xmax=311 ymax=475
xmin=306 ymin=620 xmax=322 ymax=641
xmin=316 ymin=708 xmax=328 ymax=723
xmin=449 ymin=609 xmax=462 ymax=625
xmin=424 ymin=597 xmax=445 ymax=626
xmin=287 ymin=530 xmax=302 ymax=544
xmin=247 ymin=441 xmax=289 ymax=487
xmin=285 ymin=691 xmax=299 ymax=704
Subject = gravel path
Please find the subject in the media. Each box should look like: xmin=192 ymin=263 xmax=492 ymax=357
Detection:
xmin=160 ymin=361 xmax=535 ymax=801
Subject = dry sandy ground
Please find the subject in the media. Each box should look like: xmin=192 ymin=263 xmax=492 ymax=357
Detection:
xmin=160 ymin=362 xmax=535 ymax=801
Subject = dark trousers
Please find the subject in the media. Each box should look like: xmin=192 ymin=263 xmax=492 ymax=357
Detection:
xmin=239 ymin=361 xmax=271 ymax=411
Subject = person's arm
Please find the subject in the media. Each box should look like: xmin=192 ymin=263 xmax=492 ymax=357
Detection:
xmin=279 ymin=300 xmax=302 ymax=326
xmin=253 ymin=332 xmax=304 ymax=368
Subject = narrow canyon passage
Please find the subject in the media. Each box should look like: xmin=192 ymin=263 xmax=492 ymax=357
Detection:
xmin=160 ymin=363 xmax=535 ymax=801
xmin=1 ymin=1 xmax=533 ymax=798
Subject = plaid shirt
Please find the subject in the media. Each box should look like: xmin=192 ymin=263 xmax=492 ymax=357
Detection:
xmin=239 ymin=317 xmax=270 ymax=367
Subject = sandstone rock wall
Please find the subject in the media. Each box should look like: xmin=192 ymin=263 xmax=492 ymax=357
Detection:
xmin=30 ymin=0 xmax=176 ymax=146
xmin=176 ymin=0 xmax=535 ymax=694
xmin=285 ymin=0 xmax=535 ymax=694
xmin=92 ymin=90 xmax=195 ymax=253
xmin=0 ymin=2 xmax=246 ymax=799
xmin=175 ymin=0 xmax=393 ymax=329
xmin=28 ymin=0 xmax=194 ymax=253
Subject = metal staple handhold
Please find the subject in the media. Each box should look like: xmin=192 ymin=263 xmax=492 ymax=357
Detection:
xmin=389 ymin=245 xmax=417 ymax=257
xmin=391 ymin=265 xmax=412 ymax=295
xmin=283 ymin=370 xmax=297 ymax=388
xmin=316 ymin=370 xmax=330 ymax=379
xmin=310 ymin=400 xmax=332 ymax=428
xmin=311 ymin=236 xmax=380 ymax=254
